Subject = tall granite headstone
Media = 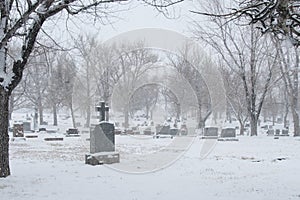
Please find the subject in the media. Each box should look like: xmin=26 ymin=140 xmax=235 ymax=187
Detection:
xmin=90 ymin=122 xmax=115 ymax=153
xmin=86 ymin=102 xmax=119 ymax=165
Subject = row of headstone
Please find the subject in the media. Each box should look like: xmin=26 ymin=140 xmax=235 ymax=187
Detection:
xmin=153 ymin=125 xmax=178 ymax=138
xmin=267 ymin=129 xmax=289 ymax=136
xmin=201 ymin=127 xmax=238 ymax=141
xmin=156 ymin=124 xmax=189 ymax=137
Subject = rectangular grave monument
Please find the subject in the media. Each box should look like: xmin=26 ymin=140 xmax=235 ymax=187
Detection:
xmin=13 ymin=123 xmax=24 ymax=137
xmin=218 ymin=128 xmax=239 ymax=141
xmin=158 ymin=125 xmax=170 ymax=135
xmin=85 ymin=102 xmax=119 ymax=165
xmin=202 ymin=127 xmax=218 ymax=139
xmin=90 ymin=122 xmax=115 ymax=153
xmin=66 ymin=128 xmax=80 ymax=137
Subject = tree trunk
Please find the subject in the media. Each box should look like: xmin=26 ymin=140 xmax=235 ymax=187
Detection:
xmin=34 ymin=107 xmax=38 ymax=130
xmin=0 ymin=88 xmax=10 ymax=177
xmin=38 ymin=97 xmax=43 ymax=125
xmin=197 ymin=104 xmax=203 ymax=128
xmin=53 ymin=104 xmax=58 ymax=126
xmin=146 ymin=105 xmax=150 ymax=120
xmin=283 ymin=92 xmax=289 ymax=128
xmin=238 ymin=119 xmax=245 ymax=136
xmin=176 ymin=103 xmax=181 ymax=120
xmin=291 ymin=95 xmax=300 ymax=136
xmin=250 ymin=114 xmax=258 ymax=136
xmin=69 ymin=102 xmax=76 ymax=128
xmin=8 ymin=92 xmax=14 ymax=120
xmin=124 ymin=106 xmax=129 ymax=128
xmin=85 ymin=105 xmax=90 ymax=128
xmin=291 ymin=108 xmax=299 ymax=136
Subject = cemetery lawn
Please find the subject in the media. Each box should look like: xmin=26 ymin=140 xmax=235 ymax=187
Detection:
xmin=1 ymin=135 xmax=300 ymax=200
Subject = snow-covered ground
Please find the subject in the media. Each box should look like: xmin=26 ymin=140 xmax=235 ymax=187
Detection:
xmin=1 ymin=134 xmax=300 ymax=200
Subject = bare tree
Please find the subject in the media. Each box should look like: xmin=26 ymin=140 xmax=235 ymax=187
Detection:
xmin=113 ymin=42 xmax=159 ymax=128
xmin=192 ymin=0 xmax=300 ymax=46
xmin=220 ymin=66 xmax=248 ymax=135
xmin=192 ymin=1 xmax=278 ymax=136
xmin=72 ymin=35 xmax=98 ymax=127
xmin=46 ymin=52 xmax=76 ymax=126
xmin=22 ymin=48 xmax=52 ymax=126
xmin=276 ymin=39 xmax=300 ymax=136
xmin=0 ymin=0 xmax=183 ymax=178
xmin=60 ymin=54 xmax=77 ymax=128
xmin=129 ymin=84 xmax=160 ymax=119
xmin=167 ymin=46 xmax=212 ymax=128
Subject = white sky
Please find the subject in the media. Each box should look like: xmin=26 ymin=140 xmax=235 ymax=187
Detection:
xmin=45 ymin=1 xmax=201 ymax=45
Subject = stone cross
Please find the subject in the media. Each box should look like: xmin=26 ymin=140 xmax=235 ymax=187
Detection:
xmin=97 ymin=101 xmax=107 ymax=122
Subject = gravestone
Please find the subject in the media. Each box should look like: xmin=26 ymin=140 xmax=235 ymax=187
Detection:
xmin=66 ymin=128 xmax=80 ymax=137
xmin=170 ymin=128 xmax=179 ymax=136
xmin=267 ymin=129 xmax=274 ymax=136
xmin=282 ymin=129 xmax=289 ymax=136
xmin=86 ymin=102 xmax=119 ymax=165
xmin=202 ymin=127 xmax=218 ymax=139
xmin=158 ymin=125 xmax=170 ymax=135
xmin=39 ymin=127 xmax=47 ymax=132
xmin=218 ymin=128 xmax=239 ymax=141
xmin=44 ymin=137 xmax=64 ymax=141
xmin=13 ymin=123 xmax=24 ymax=137
xmin=180 ymin=124 xmax=188 ymax=135
xmin=274 ymin=128 xmax=289 ymax=137
xmin=90 ymin=122 xmax=115 ymax=153
xmin=155 ymin=124 xmax=162 ymax=133
xmin=143 ymin=127 xmax=152 ymax=135
xmin=23 ymin=122 xmax=31 ymax=132
xmin=114 ymin=129 xmax=122 ymax=135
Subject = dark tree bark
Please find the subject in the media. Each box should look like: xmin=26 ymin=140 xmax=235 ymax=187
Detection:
xmin=0 ymin=88 xmax=10 ymax=177
xmin=53 ymin=104 xmax=58 ymax=126
xmin=69 ymin=101 xmax=76 ymax=128
xmin=8 ymin=92 xmax=14 ymax=120
xmin=238 ymin=120 xmax=245 ymax=136
xmin=38 ymin=96 xmax=44 ymax=125
xmin=0 ymin=12 xmax=46 ymax=178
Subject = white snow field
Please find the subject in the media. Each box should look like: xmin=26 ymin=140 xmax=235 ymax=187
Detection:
xmin=1 ymin=134 xmax=300 ymax=200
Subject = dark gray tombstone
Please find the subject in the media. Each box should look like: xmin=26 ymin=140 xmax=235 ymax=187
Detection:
xmin=155 ymin=124 xmax=162 ymax=133
xmin=158 ymin=125 xmax=170 ymax=135
xmin=203 ymin=127 xmax=218 ymax=139
xmin=86 ymin=102 xmax=119 ymax=165
xmin=90 ymin=122 xmax=115 ymax=153
xmin=170 ymin=128 xmax=179 ymax=136
xmin=180 ymin=124 xmax=188 ymax=135
xmin=282 ymin=129 xmax=289 ymax=136
xmin=13 ymin=123 xmax=24 ymax=137
xmin=218 ymin=128 xmax=238 ymax=141
xmin=23 ymin=122 xmax=31 ymax=132
xmin=39 ymin=127 xmax=47 ymax=132
xmin=143 ymin=127 xmax=152 ymax=135
xmin=220 ymin=128 xmax=236 ymax=138
xmin=66 ymin=128 xmax=80 ymax=137
xmin=267 ymin=129 xmax=274 ymax=136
